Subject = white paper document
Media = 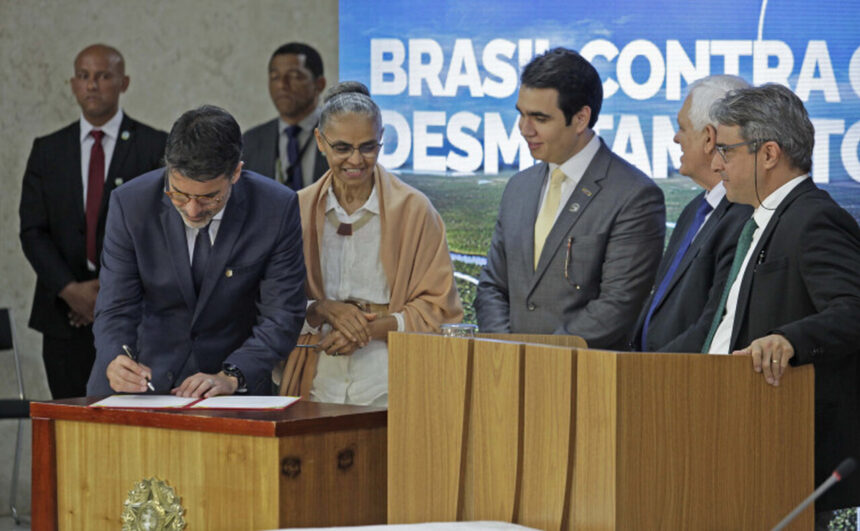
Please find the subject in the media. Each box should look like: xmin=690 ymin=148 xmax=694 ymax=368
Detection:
xmin=190 ymin=395 xmax=300 ymax=410
xmin=90 ymin=395 xmax=197 ymax=409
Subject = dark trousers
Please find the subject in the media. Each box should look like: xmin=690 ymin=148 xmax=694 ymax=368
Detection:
xmin=42 ymin=328 xmax=96 ymax=399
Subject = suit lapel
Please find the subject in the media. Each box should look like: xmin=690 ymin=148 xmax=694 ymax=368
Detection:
xmin=159 ymin=185 xmax=198 ymax=313
xmin=67 ymin=122 xmax=85 ymax=224
xmin=729 ymin=180 xmax=814 ymax=348
xmin=105 ymin=115 xmax=135 ymax=195
xmin=265 ymin=120 xmax=279 ymax=180
xmin=656 ymin=192 xmax=703 ymax=281
xmin=192 ymin=176 xmax=248 ymax=325
xmin=655 ymin=196 xmax=730 ymax=312
xmin=531 ymin=143 xmax=610 ymax=288
xmin=516 ymin=163 xmax=546 ymax=275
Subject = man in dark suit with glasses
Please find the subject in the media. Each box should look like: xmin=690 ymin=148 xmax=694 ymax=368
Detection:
xmin=87 ymin=105 xmax=306 ymax=397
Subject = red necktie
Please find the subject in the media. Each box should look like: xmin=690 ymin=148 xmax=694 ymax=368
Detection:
xmin=86 ymin=130 xmax=105 ymax=265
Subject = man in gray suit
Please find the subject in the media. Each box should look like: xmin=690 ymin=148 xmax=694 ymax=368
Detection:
xmin=475 ymin=48 xmax=665 ymax=350
xmin=243 ymin=42 xmax=328 ymax=189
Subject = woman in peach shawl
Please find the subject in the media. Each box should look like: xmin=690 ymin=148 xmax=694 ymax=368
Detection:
xmin=279 ymin=82 xmax=463 ymax=405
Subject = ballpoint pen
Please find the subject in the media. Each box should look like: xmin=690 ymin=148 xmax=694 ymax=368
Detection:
xmin=122 ymin=344 xmax=156 ymax=392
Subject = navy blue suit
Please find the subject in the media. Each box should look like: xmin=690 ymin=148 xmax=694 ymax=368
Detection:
xmin=86 ymin=169 xmax=306 ymax=396
xmin=631 ymin=193 xmax=752 ymax=352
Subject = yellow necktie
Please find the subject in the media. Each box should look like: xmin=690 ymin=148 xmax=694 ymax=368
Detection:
xmin=534 ymin=168 xmax=565 ymax=269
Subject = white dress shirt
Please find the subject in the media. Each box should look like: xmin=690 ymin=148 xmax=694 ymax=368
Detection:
xmin=536 ymin=133 xmax=601 ymax=223
xmin=184 ymin=203 xmax=226 ymax=263
xmin=708 ymin=174 xmax=809 ymax=354
xmin=278 ymin=108 xmax=321 ymax=188
xmin=309 ymin=185 xmax=404 ymax=406
xmin=80 ymin=109 xmax=124 ymax=270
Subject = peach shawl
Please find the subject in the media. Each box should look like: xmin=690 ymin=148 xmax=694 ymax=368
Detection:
xmin=279 ymin=164 xmax=463 ymax=396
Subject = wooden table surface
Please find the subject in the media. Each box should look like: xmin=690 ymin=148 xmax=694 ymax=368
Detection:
xmin=30 ymin=396 xmax=387 ymax=437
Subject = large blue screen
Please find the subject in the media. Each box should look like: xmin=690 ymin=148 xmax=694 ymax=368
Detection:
xmin=341 ymin=0 xmax=860 ymax=190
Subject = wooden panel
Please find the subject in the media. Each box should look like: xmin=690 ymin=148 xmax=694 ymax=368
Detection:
xmin=517 ymin=344 xmax=577 ymax=531
xmin=478 ymin=333 xmax=587 ymax=349
xmin=614 ymin=353 xmax=814 ymax=531
xmin=460 ymin=339 xmax=523 ymax=522
xmin=278 ymin=427 xmax=386 ymax=527
xmin=55 ymin=421 xmax=280 ymax=531
xmin=30 ymin=398 xmax=386 ymax=437
xmin=31 ymin=418 xmax=57 ymax=531
xmin=388 ymin=332 xmax=471 ymax=523
xmin=570 ymin=349 xmax=618 ymax=530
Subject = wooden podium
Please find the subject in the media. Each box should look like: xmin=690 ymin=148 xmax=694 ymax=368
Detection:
xmin=388 ymin=333 xmax=814 ymax=530
xmin=31 ymin=398 xmax=387 ymax=530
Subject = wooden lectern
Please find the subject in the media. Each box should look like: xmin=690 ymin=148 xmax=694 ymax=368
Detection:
xmin=31 ymin=398 xmax=387 ymax=530
xmin=388 ymin=332 xmax=814 ymax=530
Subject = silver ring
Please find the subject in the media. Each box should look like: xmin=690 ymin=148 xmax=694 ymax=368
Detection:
xmin=771 ymin=359 xmax=779 ymax=364
xmin=207 ymin=378 xmax=215 ymax=385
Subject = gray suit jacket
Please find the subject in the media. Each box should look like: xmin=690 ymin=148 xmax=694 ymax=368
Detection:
xmin=242 ymin=118 xmax=328 ymax=187
xmin=475 ymin=139 xmax=665 ymax=350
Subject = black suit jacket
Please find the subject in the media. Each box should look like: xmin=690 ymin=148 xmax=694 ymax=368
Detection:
xmin=730 ymin=178 xmax=860 ymax=510
xmin=242 ymin=118 xmax=328 ymax=185
xmin=631 ymin=193 xmax=752 ymax=352
xmin=19 ymin=114 xmax=167 ymax=338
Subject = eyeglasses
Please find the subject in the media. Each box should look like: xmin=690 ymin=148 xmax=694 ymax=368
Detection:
xmin=318 ymin=131 xmax=382 ymax=159
xmin=715 ymin=139 xmax=764 ymax=162
xmin=163 ymin=178 xmax=228 ymax=207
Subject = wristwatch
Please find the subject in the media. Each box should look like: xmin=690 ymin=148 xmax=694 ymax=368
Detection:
xmin=222 ymin=363 xmax=248 ymax=393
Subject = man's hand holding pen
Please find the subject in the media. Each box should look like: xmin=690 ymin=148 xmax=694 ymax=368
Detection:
xmin=106 ymin=345 xmax=154 ymax=393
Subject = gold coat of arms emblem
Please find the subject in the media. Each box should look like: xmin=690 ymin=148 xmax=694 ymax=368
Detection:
xmin=121 ymin=477 xmax=186 ymax=530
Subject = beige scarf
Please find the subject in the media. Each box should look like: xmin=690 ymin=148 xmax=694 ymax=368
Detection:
xmin=279 ymin=164 xmax=463 ymax=396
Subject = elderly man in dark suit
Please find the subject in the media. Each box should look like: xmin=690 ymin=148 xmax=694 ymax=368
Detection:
xmin=631 ymin=75 xmax=752 ymax=352
xmin=704 ymin=84 xmax=860 ymax=517
xmin=475 ymin=48 xmax=665 ymax=350
xmin=87 ymin=105 xmax=306 ymax=397
xmin=19 ymin=44 xmax=166 ymax=399
xmin=243 ymin=42 xmax=328 ymax=189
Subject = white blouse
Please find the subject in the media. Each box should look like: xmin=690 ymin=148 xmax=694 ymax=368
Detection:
xmin=308 ymin=185 xmax=404 ymax=406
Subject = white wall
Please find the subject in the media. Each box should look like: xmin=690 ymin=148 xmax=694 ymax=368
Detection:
xmin=0 ymin=0 xmax=339 ymax=515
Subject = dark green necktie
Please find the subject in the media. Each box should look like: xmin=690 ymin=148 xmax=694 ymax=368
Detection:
xmin=702 ymin=217 xmax=758 ymax=352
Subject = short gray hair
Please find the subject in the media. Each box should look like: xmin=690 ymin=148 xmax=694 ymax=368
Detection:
xmin=319 ymin=81 xmax=382 ymax=133
xmin=710 ymin=84 xmax=814 ymax=173
xmin=686 ymin=75 xmax=750 ymax=131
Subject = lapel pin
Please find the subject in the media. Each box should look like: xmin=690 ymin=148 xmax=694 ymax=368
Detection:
xmin=114 ymin=178 xmax=124 ymax=186
xmin=581 ymin=187 xmax=593 ymax=197
xmin=225 ymin=269 xmax=233 ymax=278
xmin=569 ymin=203 xmax=581 ymax=212
xmin=121 ymin=130 xmax=130 ymax=141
